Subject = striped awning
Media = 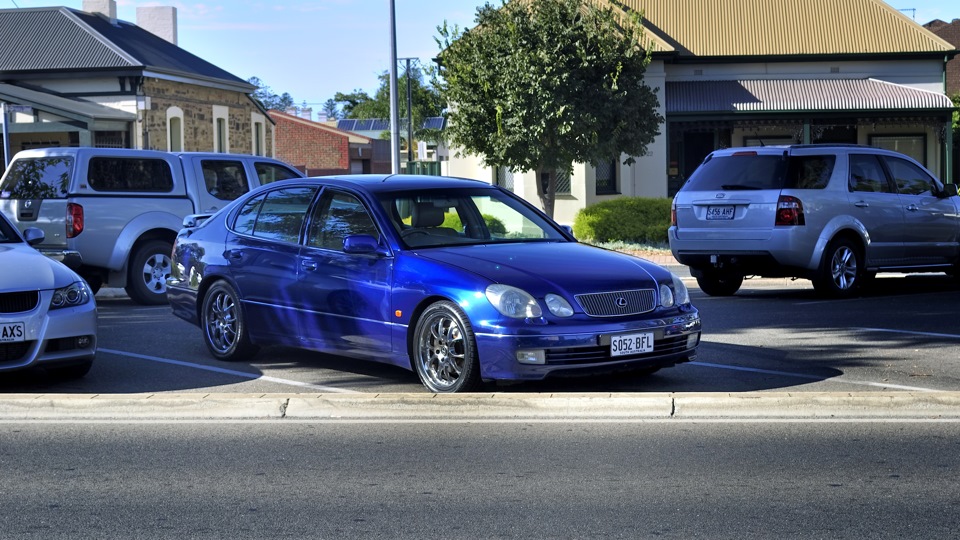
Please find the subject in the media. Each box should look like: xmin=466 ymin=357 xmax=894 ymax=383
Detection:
xmin=666 ymin=79 xmax=955 ymax=114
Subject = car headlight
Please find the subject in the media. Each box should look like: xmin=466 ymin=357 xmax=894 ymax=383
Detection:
xmin=659 ymin=273 xmax=690 ymax=308
xmin=485 ymin=284 xmax=542 ymax=318
xmin=50 ymin=281 xmax=92 ymax=309
xmin=544 ymin=293 xmax=574 ymax=317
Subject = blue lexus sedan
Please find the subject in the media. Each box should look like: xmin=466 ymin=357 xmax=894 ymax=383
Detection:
xmin=167 ymin=175 xmax=700 ymax=392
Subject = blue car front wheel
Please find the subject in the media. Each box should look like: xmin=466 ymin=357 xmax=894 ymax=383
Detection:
xmin=413 ymin=301 xmax=482 ymax=393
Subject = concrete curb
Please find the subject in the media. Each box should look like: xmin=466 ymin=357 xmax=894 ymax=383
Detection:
xmin=2 ymin=392 xmax=959 ymax=420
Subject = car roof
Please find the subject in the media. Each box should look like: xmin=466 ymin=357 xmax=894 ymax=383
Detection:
xmin=269 ymin=174 xmax=496 ymax=194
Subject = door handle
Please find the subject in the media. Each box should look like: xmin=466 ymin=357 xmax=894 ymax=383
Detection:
xmin=854 ymin=201 xmax=869 ymax=208
xmin=301 ymin=260 xmax=318 ymax=271
xmin=905 ymin=204 xmax=919 ymax=212
xmin=224 ymin=249 xmax=243 ymax=260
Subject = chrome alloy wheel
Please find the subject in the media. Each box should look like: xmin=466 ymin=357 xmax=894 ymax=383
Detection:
xmin=205 ymin=287 xmax=239 ymax=355
xmin=829 ymin=245 xmax=858 ymax=291
xmin=416 ymin=310 xmax=466 ymax=392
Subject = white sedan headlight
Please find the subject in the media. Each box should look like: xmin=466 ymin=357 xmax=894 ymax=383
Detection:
xmin=50 ymin=280 xmax=92 ymax=309
xmin=485 ymin=284 xmax=542 ymax=318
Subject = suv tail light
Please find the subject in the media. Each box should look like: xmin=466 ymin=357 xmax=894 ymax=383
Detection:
xmin=775 ymin=196 xmax=804 ymax=226
xmin=670 ymin=201 xmax=677 ymax=226
xmin=67 ymin=203 xmax=84 ymax=238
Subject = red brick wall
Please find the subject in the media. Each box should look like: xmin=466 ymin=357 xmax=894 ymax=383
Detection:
xmin=270 ymin=113 xmax=349 ymax=170
xmin=925 ymin=19 xmax=960 ymax=96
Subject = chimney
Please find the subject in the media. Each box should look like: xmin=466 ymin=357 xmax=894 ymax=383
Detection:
xmin=137 ymin=6 xmax=178 ymax=45
xmin=82 ymin=0 xmax=116 ymax=24
xmin=300 ymin=108 xmax=313 ymax=121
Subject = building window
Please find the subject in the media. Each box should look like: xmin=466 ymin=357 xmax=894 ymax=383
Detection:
xmin=556 ymin=168 xmax=571 ymax=195
xmin=251 ymin=112 xmax=266 ymax=156
xmin=494 ymin=166 xmax=514 ymax=191
xmin=595 ymin=160 xmax=618 ymax=195
xmin=166 ymin=106 xmax=184 ymax=152
xmin=213 ymin=105 xmax=229 ymax=153
xmin=870 ymin=135 xmax=925 ymax=167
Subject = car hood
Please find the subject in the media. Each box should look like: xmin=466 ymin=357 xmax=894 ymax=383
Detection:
xmin=0 ymin=243 xmax=79 ymax=292
xmin=415 ymin=242 xmax=665 ymax=294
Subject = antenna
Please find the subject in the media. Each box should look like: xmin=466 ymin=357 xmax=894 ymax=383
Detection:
xmin=899 ymin=8 xmax=916 ymax=20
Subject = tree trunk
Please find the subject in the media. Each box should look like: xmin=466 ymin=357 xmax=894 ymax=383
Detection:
xmin=536 ymin=167 xmax=557 ymax=218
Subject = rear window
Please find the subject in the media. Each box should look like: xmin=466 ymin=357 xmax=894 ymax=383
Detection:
xmin=0 ymin=156 xmax=74 ymax=199
xmin=88 ymin=157 xmax=174 ymax=192
xmin=684 ymin=154 xmax=834 ymax=191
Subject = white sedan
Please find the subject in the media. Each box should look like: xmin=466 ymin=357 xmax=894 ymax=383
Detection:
xmin=0 ymin=211 xmax=97 ymax=378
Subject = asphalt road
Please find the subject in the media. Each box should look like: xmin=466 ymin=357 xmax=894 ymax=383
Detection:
xmin=3 ymin=272 xmax=958 ymax=396
xmin=2 ymin=420 xmax=959 ymax=539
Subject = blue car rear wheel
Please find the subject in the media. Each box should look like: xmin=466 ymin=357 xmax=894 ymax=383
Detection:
xmin=202 ymin=281 xmax=259 ymax=361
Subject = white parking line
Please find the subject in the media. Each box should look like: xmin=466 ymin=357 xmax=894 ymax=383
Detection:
xmin=855 ymin=327 xmax=960 ymax=340
xmin=689 ymin=361 xmax=938 ymax=392
xmin=99 ymin=348 xmax=359 ymax=393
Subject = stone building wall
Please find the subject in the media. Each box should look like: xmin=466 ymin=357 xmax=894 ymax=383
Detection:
xmin=141 ymin=78 xmax=273 ymax=155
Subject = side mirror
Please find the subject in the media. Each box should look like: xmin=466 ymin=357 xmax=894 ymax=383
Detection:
xmin=343 ymin=234 xmax=387 ymax=255
xmin=940 ymin=183 xmax=958 ymax=198
xmin=22 ymin=227 xmax=44 ymax=246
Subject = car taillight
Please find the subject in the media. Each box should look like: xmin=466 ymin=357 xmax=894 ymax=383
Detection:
xmin=67 ymin=203 xmax=84 ymax=238
xmin=775 ymin=195 xmax=804 ymax=226
xmin=671 ymin=202 xmax=677 ymax=226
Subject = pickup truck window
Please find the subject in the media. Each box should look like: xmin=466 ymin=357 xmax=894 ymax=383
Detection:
xmin=88 ymin=157 xmax=174 ymax=192
xmin=202 ymin=160 xmax=248 ymax=201
xmin=255 ymin=162 xmax=301 ymax=184
xmin=0 ymin=156 xmax=73 ymax=199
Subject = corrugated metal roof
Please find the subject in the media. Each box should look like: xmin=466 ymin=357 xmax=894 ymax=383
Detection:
xmin=666 ymin=79 xmax=955 ymax=114
xmin=615 ymin=0 xmax=956 ymax=57
xmin=0 ymin=7 xmax=251 ymax=89
xmin=0 ymin=82 xmax=136 ymax=121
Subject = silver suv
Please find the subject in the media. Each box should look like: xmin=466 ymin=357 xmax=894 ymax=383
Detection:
xmin=669 ymin=144 xmax=960 ymax=297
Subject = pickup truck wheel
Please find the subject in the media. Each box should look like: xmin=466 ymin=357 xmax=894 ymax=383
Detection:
xmin=125 ymin=240 xmax=173 ymax=305
xmin=695 ymin=270 xmax=743 ymax=296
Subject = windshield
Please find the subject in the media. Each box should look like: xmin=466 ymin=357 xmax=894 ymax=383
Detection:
xmin=378 ymin=188 xmax=568 ymax=248
xmin=0 ymin=156 xmax=73 ymax=200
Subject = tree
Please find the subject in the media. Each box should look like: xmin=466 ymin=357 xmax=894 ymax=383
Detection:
xmin=435 ymin=0 xmax=663 ymax=217
xmin=322 ymin=98 xmax=340 ymax=120
xmin=247 ymin=77 xmax=295 ymax=111
xmin=334 ymin=65 xmax=446 ymax=145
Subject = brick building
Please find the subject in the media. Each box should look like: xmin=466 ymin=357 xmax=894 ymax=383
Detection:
xmin=924 ymin=18 xmax=960 ymax=96
xmin=269 ymin=110 xmax=378 ymax=175
xmin=0 ymin=0 xmax=274 ymax=171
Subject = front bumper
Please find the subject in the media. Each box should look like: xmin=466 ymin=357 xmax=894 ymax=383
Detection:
xmin=0 ymin=294 xmax=98 ymax=373
xmin=474 ymin=311 xmax=701 ymax=381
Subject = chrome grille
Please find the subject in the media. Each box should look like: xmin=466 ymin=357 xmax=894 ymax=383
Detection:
xmin=574 ymin=289 xmax=656 ymax=317
xmin=0 ymin=291 xmax=40 ymax=313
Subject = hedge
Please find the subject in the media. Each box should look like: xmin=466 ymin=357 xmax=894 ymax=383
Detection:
xmin=572 ymin=197 xmax=671 ymax=244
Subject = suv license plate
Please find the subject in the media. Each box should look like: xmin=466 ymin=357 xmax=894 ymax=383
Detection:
xmin=610 ymin=332 xmax=654 ymax=357
xmin=706 ymin=205 xmax=735 ymax=220
xmin=1 ymin=322 xmax=26 ymax=343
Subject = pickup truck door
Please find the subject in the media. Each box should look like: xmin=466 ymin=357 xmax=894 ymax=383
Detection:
xmin=187 ymin=158 xmax=252 ymax=213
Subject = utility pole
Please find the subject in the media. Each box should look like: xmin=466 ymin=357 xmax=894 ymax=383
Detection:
xmin=398 ymin=58 xmax=418 ymax=164
xmin=388 ymin=0 xmax=400 ymax=173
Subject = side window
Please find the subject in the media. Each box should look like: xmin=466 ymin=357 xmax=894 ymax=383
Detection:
xmin=255 ymin=162 xmax=301 ymax=185
xmin=784 ymin=155 xmax=834 ymax=190
xmin=883 ymin=157 xmax=935 ymax=196
xmin=307 ymin=191 xmax=378 ymax=251
xmin=249 ymin=187 xmax=318 ymax=244
xmin=202 ymin=160 xmax=249 ymax=201
xmin=232 ymin=194 xmax=265 ymax=235
xmin=848 ymin=155 xmax=892 ymax=194
xmin=87 ymin=157 xmax=174 ymax=192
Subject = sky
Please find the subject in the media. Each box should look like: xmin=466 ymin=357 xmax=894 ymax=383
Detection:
xmin=4 ymin=0 xmax=960 ymax=118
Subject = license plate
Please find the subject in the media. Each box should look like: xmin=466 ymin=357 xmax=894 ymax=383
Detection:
xmin=706 ymin=205 xmax=735 ymax=220
xmin=610 ymin=332 xmax=654 ymax=357
xmin=1 ymin=322 xmax=26 ymax=343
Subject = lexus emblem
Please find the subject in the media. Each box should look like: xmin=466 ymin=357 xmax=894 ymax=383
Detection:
xmin=615 ymin=297 xmax=628 ymax=308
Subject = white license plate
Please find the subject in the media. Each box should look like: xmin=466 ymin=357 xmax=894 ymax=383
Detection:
xmin=610 ymin=332 xmax=654 ymax=357
xmin=1 ymin=322 xmax=26 ymax=343
xmin=706 ymin=205 xmax=735 ymax=220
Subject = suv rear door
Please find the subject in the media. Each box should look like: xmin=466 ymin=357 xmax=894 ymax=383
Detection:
xmin=0 ymin=153 xmax=74 ymax=252
xmin=672 ymin=149 xmax=787 ymax=241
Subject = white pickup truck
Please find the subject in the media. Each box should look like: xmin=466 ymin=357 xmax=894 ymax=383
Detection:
xmin=0 ymin=147 xmax=304 ymax=304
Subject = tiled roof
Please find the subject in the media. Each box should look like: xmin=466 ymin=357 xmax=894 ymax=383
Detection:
xmin=616 ymin=0 xmax=956 ymax=57
xmin=0 ymin=7 xmax=252 ymax=90
xmin=666 ymin=79 xmax=956 ymax=114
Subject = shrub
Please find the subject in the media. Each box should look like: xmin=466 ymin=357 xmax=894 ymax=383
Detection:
xmin=442 ymin=213 xmax=507 ymax=235
xmin=573 ymin=197 xmax=671 ymax=244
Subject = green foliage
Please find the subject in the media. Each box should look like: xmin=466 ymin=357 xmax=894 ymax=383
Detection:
xmin=442 ymin=213 xmax=508 ymax=235
xmin=247 ymin=77 xmax=295 ymax=111
xmin=573 ymin=197 xmax=671 ymax=244
xmin=334 ymin=65 xmax=446 ymax=142
xmin=435 ymin=0 xmax=664 ymax=216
